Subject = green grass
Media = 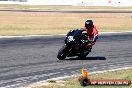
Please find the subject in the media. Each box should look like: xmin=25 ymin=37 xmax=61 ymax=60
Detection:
xmin=63 ymin=68 xmax=132 ymax=88
xmin=22 ymin=68 xmax=132 ymax=88
xmin=47 ymin=80 xmax=56 ymax=83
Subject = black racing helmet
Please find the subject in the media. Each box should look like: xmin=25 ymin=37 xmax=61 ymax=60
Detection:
xmin=85 ymin=19 xmax=93 ymax=30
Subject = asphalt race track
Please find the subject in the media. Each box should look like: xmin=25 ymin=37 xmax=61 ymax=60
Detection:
xmin=0 ymin=33 xmax=132 ymax=88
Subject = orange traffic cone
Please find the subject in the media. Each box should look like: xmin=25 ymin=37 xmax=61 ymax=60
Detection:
xmin=81 ymin=67 xmax=88 ymax=77
xmin=80 ymin=67 xmax=90 ymax=86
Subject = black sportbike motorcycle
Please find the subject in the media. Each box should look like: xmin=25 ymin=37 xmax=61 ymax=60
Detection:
xmin=57 ymin=29 xmax=92 ymax=60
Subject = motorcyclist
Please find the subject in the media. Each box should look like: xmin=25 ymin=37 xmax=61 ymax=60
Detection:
xmin=82 ymin=19 xmax=98 ymax=52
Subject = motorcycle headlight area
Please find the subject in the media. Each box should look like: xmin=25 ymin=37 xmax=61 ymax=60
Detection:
xmin=68 ymin=36 xmax=74 ymax=41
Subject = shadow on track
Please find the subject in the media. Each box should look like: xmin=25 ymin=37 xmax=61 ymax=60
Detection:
xmin=61 ymin=56 xmax=106 ymax=60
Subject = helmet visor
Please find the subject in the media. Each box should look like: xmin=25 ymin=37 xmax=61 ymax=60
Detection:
xmin=85 ymin=22 xmax=93 ymax=29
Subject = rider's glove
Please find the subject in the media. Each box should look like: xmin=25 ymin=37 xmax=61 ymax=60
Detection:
xmin=91 ymin=35 xmax=98 ymax=42
xmin=88 ymin=35 xmax=98 ymax=44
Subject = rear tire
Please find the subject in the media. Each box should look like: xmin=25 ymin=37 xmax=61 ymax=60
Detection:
xmin=57 ymin=45 xmax=69 ymax=60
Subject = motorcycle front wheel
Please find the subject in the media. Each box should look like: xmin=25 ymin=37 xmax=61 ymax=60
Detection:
xmin=57 ymin=45 xmax=69 ymax=60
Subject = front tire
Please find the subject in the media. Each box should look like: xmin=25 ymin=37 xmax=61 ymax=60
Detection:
xmin=57 ymin=45 xmax=69 ymax=60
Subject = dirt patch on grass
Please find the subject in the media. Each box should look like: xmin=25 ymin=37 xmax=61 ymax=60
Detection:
xmin=21 ymin=80 xmax=66 ymax=88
